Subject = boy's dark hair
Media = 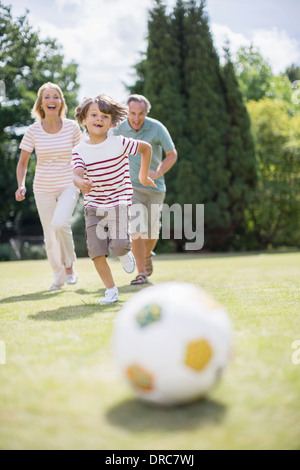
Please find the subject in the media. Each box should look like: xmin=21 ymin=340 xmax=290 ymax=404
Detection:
xmin=75 ymin=94 xmax=128 ymax=129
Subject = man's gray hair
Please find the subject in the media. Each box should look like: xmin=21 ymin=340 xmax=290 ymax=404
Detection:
xmin=127 ymin=94 xmax=151 ymax=114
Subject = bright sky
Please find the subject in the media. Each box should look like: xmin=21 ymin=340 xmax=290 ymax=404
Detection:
xmin=8 ymin=0 xmax=300 ymax=102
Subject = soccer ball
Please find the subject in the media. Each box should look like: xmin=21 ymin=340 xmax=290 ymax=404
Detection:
xmin=112 ymin=282 xmax=233 ymax=406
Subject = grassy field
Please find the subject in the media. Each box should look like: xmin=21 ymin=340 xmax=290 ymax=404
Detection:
xmin=0 ymin=252 xmax=299 ymax=450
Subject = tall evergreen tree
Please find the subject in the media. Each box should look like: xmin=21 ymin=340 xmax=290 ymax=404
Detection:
xmin=177 ymin=0 xmax=232 ymax=246
xmin=163 ymin=0 xmax=189 ymax=204
xmin=128 ymin=0 xmax=185 ymax=203
xmin=129 ymin=0 xmax=257 ymax=250
xmin=222 ymin=45 xmax=257 ymax=241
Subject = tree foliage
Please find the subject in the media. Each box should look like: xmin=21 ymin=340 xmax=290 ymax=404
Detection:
xmin=246 ymin=99 xmax=300 ymax=248
xmin=234 ymin=45 xmax=300 ymax=248
xmin=234 ymin=45 xmax=273 ymax=102
xmin=235 ymin=45 xmax=299 ymax=111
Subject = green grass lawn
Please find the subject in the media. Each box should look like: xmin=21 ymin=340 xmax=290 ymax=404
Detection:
xmin=0 ymin=252 xmax=299 ymax=450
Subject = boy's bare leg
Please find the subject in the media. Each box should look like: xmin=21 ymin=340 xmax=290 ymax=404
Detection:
xmin=93 ymin=255 xmax=115 ymax=288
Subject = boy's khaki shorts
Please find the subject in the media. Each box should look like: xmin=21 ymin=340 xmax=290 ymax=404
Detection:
xmin=130 ymin=186 xmax=165 ymax=239
xmin=85 ymin=205 xmax=131 ymax=260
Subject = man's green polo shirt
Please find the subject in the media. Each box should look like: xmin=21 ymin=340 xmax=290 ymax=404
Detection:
xmin=113 ymin=117 xmax=175 ymax=193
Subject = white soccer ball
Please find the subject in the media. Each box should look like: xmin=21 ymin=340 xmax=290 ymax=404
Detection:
xmin=112 ymin=282 xmax=233 ymax=406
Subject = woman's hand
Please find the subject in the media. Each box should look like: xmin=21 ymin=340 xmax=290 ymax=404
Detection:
xmin=15 ymin=186 xmax=27 ymax=202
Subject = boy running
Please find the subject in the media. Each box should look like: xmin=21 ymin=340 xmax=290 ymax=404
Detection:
xmin=73 ymin=95 xmax=156 ymax=304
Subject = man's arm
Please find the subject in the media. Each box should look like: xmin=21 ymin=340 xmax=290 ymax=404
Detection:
xmin=148 ymin=148 xmax=178 ymax=180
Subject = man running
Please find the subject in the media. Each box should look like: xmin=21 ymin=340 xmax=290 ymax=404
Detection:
xmin=114 ymin=94 xmax=178 ymax=285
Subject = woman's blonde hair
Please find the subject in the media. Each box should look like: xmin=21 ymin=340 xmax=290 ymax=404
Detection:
xmin=31 ymin=82 xmax=67 ymax=121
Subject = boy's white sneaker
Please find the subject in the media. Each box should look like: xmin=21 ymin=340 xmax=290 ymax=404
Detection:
xmin=119 ymin=251 xmax=136 ymax=274
xmin=99 ymin=286 xmax=119 ymax=304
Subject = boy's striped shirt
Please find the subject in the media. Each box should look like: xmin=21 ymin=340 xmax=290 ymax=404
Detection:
xmin=72 ymin=135 xmax=139 ymax=208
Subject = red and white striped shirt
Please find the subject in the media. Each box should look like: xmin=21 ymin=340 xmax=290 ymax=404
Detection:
xmin=19 ymin=119 xmax=82 ymax=194
xmin=72 ymin=135 xmax=139 ymax=209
